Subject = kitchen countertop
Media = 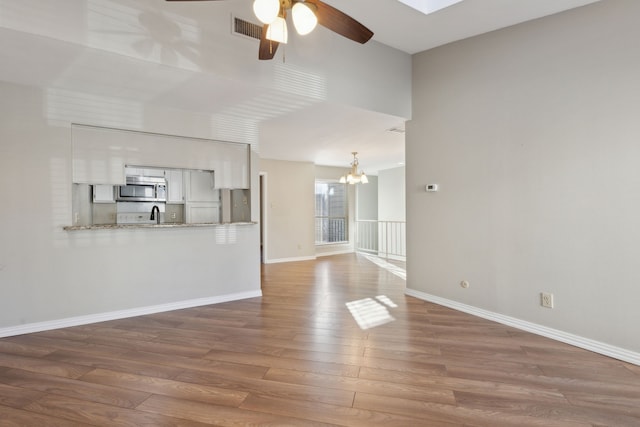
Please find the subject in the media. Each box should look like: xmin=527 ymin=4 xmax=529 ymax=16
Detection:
xmin=63 ymin=222 xmax=257 ymax=231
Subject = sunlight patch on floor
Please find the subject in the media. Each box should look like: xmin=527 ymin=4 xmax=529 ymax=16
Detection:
xmin=361 ymin=254 xmax=406 ymax=280
xmin=375 ymin=295 xmax=398 ymax=308
xmin=346 ymin=296 xmax=396 ymax=330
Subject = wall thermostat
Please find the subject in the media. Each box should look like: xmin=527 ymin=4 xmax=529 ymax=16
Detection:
xmin=425 ymin=184 xmax=439 ymax=192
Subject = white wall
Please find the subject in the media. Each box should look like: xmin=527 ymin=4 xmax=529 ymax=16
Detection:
xmin=407 ymin=0 xmax=640 ymax=355
xmin=0 ymin=81 xmax=260 ymax=332
xmin=378 ymin=166 xmax=406 ymax=222
xmin=356 ymin=175 xmax=378 ymax=221
xmin=377 ymin=166 xmax=406 ymax=259
xmin=260 ymin=159 xmax=316 ymax=263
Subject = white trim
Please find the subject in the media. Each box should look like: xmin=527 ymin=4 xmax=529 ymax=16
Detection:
xmin=377 ymin=253 xmax=406 ymax=262
xmin=405 ymin=288 xmax=640 ymax=366
xmin=0 ymin=290 xmax=262 ymax=339
xmin=259 ymin=172 xmax=268 ymax=264
xmin=264 ymin=256 xmax=316 ymax=264
xmin=315 ymin=241 xmax=349 ymax=247
xmin=316 ymin=249 xmax=354 ymax=257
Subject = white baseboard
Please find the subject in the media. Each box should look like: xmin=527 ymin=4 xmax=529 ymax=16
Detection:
xmin=0 ymin=290 xmax=262 ymax=339
xmin=264 ymin=256 xmax=316 ymax=264
xmin=380 ymin=254 xmax=406 ymax=262
xmin=316 ymin=249 xmax=354 ymax=257
xmin=405 ymin=288 xmax=640 ymax=366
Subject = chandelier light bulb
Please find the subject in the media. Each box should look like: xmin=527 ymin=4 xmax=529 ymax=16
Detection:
xmin=253 ymin=0 xmax=280 ymax=24
xmin=292 ymin=2 xmax=318 ymax=35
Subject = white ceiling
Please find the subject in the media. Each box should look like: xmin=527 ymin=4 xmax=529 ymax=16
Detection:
xmin=0 ymin=0 xmax=599 ymax=174
xmin=329 ymin=0 xmax=599 ymax=54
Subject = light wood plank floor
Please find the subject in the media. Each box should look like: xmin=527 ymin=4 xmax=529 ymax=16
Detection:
xmin=1 ymin=253 xmax=639 ymax=426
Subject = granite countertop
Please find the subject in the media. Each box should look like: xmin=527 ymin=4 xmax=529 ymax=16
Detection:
xmin=63 ymin=222 xmax=257 ymax=231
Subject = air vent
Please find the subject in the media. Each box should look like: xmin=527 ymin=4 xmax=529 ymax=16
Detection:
xmin=387 ymin=126 xmax=406 ymax=134
xmin=232 ymin=16 xmax=262 ymax=41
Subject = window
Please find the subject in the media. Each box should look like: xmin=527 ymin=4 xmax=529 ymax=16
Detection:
xmin=315 ymin=181 xmax=347 ymax=244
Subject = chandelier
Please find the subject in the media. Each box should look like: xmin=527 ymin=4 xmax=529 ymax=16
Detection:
xmin=339 ymin=152 xmax=368 ymax=185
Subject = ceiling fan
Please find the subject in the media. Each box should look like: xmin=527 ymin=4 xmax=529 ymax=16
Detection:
xmin=166 ymin=0 xmax=374 ymax=60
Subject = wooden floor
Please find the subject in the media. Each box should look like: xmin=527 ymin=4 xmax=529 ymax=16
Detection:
xmin=1 ymin=254 xmax=639 ymax=426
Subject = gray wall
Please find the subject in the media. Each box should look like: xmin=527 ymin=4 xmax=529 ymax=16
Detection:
xmin=260 ymin=159 xmax=316 ymax=263
xmin=407 ymin=0 xmax=640 ymax=354
xmin=259 ymin=161 xmax=362 ymax=262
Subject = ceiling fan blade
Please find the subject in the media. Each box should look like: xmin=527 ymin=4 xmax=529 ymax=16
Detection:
xmin=311 ymin=0 xmax=373 ymax=44
xmin=259 ymin=24 xmax=279 ymax=60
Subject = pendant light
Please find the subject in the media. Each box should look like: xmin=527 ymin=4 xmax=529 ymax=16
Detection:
xmin=339 ymin=152 xmax=368 ymax=184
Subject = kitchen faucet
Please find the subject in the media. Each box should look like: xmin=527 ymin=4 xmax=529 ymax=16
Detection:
xmin=150 ymin=205 xmax=160 ymax=224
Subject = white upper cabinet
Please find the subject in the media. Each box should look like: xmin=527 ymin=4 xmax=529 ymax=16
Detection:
xmin=92 ymin=185 xmax=115 ymax=203
xmin=187 ymin=170 xmax=217 ymax=201
xmin=72 ymin=126 xmax=126 ymax=185
xmin=214 ymin=143 xmax=249 ymax=189
xmin=72 ymin=125 xmax=250 ymax=188
xmin=166 ymin=169 xmax=184 ymax=203
xmin=124 ymin=167 xmax=143 ymax=177
xmin=143 ymin=168 xmax=165 ymax=177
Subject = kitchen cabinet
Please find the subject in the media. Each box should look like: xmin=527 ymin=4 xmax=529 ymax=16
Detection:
xmin=92 ymin=185 xmax=115 ymax=203
xmin=166 ymin=169 xmax=184 ymax=203
xmin=185 ymin=170 xmax=220 ymax=223
xmin=186 ymin=203 xmax=221 ymax=224
xmin=124 ymin=166 xmax=165 ymax=178
xmin=143 ymin=168 xmax=165 ymax=177
xmin=187 ymin=170 xmax=217 ymax=201
xmin=72 ymin=125 xmax=126 ymax=185
xmin=214 ymin=143 xmax=249 ymax=189
xmin=124 ymin=166 xmax=142 ymax=177
xmin=72 ymin=125 xmax=250 ymax=187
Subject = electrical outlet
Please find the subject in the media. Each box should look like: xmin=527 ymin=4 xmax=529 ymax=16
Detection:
xmin=541 ymin=292 xmax=554 ymax=308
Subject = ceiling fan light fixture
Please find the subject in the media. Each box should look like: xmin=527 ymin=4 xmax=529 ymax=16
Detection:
xmin=265 ymin=16 xmax=288 ymax=43
xmin=292 ymin=2 xmax=318 ymax=35
xmin=253 ymin=0 xmax=280 ymax=24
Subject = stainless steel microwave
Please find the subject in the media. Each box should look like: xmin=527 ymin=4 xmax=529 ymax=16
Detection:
xmin=116 ymin=176 xmax=167 ymax=202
